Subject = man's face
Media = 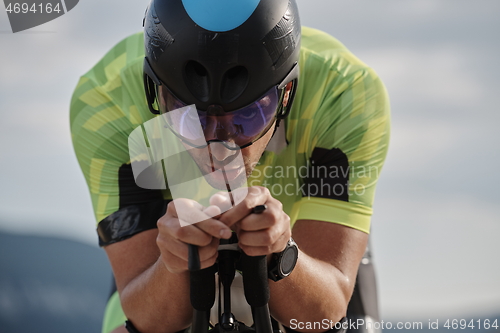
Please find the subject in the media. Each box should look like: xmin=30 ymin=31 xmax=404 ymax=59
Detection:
xmin=158 ymin=82 xmax=292 ymax=191
xmin=159 ymin=82 xmax=292 ymax=190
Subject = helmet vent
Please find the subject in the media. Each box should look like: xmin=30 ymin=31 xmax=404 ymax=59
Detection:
xmin=144 ymin=5 xmax=174 ymax=61
xmin=262 ymin=0 xmax=301 ymax=69
xmin=185 ymin=61 xmax=210 ymax=102
xmin=221 ymin=66 xmax=248 ymax=103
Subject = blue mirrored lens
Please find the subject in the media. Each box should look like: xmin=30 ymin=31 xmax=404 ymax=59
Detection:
xmin=159 ymin=86 xmax=280 ymax=147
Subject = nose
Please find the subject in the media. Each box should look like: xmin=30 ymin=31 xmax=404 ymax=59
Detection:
xmin=208 ymin=141 xmax=238 ymax=162
xmin=203 ymin=115 xmax=238 ymax=143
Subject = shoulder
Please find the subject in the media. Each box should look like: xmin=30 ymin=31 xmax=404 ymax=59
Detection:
xmin=69 ymin=33 xmax=166 ymax=224
xmin=69 ymin=32 xmax=153 ymax=184
xmin=301 ymin=26 xmax=349 ymax=56
xmin=70 ymin=32 xmax=153 ymax=143
xmin=295 ymin=27 xmax=389 ymax=120
xmin=285 ymin=27 xmax=390 ymax=168
xmin=299 ymin=26 xmax=376 ymax=88
xmin=290 ymin=27 xmax=388 ymax=132
xmin=70 ymin=31 xmax=146 ymax=115
xmin=78 ymin=32 xmax=144 ymax=88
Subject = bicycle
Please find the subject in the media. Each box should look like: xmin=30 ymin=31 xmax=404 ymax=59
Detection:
xmin=188 ymin=206 xmax=276 ymax=333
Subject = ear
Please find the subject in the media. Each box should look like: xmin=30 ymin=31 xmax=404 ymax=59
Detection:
xmin=282 ymin=81 xmax=294 ymax=107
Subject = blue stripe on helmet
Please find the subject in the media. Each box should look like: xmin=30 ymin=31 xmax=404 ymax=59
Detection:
xmin=181 ymin=0 xmax=260 ymax=32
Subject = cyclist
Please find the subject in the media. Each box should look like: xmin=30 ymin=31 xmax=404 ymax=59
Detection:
xmin=70 ymin=0 xmax=390 ymax=332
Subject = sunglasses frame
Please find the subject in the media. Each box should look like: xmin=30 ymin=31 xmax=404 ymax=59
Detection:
xmin=143 ymin=58 xmax=299 ymax=149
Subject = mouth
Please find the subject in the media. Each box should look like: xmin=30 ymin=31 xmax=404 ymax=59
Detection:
xmin=209 ymin=164 xmax=244 ymax=176
xmin=204 ymin=163 xmax=246 ymax=185
xmin=206 ymin=152 xmax=245 ymax=175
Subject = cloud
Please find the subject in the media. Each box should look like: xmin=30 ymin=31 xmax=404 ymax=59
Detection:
xmin=383 ymin=117 xmax=460 ymax=177
xmin=372 ymin=193 xmax=500 ymax=317
xmin=363 ymin=45 xmax=485 ymax=109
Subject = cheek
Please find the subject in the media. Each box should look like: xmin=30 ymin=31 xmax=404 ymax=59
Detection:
xmin=258 ymin=122 xmax=276 ymax=148
xmin=241 ymin=123 xmax=275 ymax=162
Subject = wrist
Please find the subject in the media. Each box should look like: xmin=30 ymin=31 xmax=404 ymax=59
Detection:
xmin=268 ymin=237 xmax=299 ymax=282
xmin=158 ymin=254 xmax=191 ymax=276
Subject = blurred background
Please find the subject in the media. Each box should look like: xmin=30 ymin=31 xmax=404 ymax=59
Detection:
xmin=1 ymin=0 xmax=499 ymax=332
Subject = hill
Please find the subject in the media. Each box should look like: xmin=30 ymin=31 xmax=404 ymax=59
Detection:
xmin=0 ymin=231 xmax=112 ymax=333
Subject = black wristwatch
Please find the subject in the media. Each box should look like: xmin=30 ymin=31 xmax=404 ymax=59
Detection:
xmin=125 ymin=320 xmax=141 ymax=333
xmin=268 ymin=238 xmax=299 ymax=282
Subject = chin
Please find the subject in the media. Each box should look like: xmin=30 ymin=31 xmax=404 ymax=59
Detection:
xmin=203 ymin=170 xmax=248 ymax=191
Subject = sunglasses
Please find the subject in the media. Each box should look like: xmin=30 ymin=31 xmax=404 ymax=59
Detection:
xmin=144 ymin=58 xmax=299 ymax=149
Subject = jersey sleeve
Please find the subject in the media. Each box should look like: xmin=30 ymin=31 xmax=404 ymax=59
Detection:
xmin=289 ymin=28 xmax=391 ymax=233
xmin=70 ymin=33 xmax=169 ymax=245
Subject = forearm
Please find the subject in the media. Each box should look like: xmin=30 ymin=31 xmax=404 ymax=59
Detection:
xmin=120 ymin=256 xmax=192 ymax=333
xmin=268 ymin=250 xmax=352 ymax=331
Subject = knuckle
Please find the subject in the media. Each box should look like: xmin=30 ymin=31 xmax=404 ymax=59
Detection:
xmin=283 ymin=232 xmax=291 ymax=243
xmin=261 ymin=186 xmax=271 ymax=197
xmin=240 ymin=245 xmax=253 ymax=256
xmin=260 ymin=231 xmax=273 ymax=245
xmin=208 ymin=223 xmax=222 ymax=237
xmin=237 ymin=198 xmax=252 ymax=213
xmin=244 ymin=200 xmax=253 ymax=212
xmin=200 ymin=254 xmax=217 ymax=269
xmin=234 ymin=187 xmax=249 ymax=200
xmin=173 ymin=226 xmax=188 ymax=239
xmin=270 ymin=229 xmax=282 ymax=244
xmin=273 ymin=242 xmax=285 ymax=253
xmin=156 ymin=235 xmax=166 ymax=248
xmin=279 ymin=213 xmax=291 ymax=230
xmin=198 ymin=247 xmax=212 ymax=261
xmin=157 ymin=215 xmax=167 ymax=228
xmin=248 ymin=186 xmax=259 ymax=196
xmin=166 ymin=201 xmax=178 ymax=216
xmin=205 ymin=243 xmax=218 ymax=255
xmin=248 ymin=186 xmax=265 ymax=197
xmin=266 ymin=212 xmax=279 ymax=227
xmin=200 ymin=235 xmax=212 ymax=247
xmin=209 ymin=245 xmax=219 ymax=258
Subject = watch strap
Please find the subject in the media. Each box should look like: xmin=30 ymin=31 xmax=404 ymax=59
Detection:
xmin=125 ymin=320 xmax=142 ymax=333
xmin=268 ymin=238 xmax=298 ymax=282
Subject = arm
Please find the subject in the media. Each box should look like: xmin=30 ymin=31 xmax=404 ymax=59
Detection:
xmin=270 ymin=220 xmax=368 ymax=330
xmin=104 ymin=201 xmax=233 ymax=333
xmin=104 ymin=229 xmax=192 ymax=333
xmin=215 ymin=187 xmax=368 ymax=332
xmin=262 ymin=48 xmax=390 ymax=328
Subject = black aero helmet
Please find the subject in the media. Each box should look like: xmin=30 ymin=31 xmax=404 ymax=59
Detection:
xmin=143 ymin=0 xmax=301 ymax=119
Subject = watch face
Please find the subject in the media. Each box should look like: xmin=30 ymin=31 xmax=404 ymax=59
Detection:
xmin=281 ymin=246 xmax=298 ymax=275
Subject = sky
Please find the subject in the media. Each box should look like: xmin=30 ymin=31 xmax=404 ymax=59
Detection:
xmin=0 ymin=0 xmax=499 ymax=320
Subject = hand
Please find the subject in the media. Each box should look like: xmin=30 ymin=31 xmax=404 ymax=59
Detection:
xmin=156 ymin=198 xmax=233 ymax=274
xmin=212 ymin=186 xmax=291 ymax=256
